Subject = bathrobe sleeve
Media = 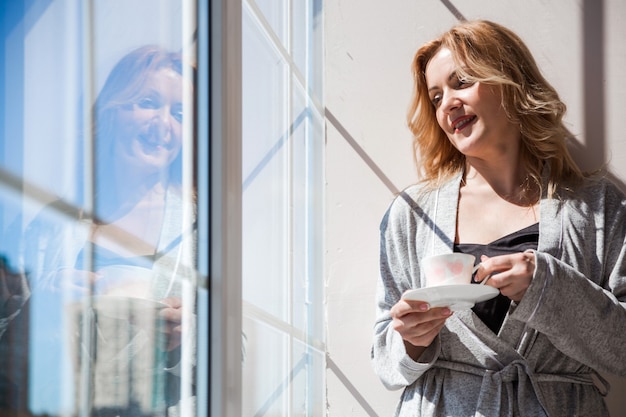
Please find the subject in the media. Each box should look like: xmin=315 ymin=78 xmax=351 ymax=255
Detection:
xmin=511 ymin=178 xmax=626 ymax=377
xmin=371 ymin=188 xmax=441 ymax=390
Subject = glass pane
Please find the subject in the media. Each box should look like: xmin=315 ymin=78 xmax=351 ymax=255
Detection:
xmin=252 ymin=0 xmax=288 ymax=47
xmin=241 ymin=314 xmax=289 ymax=415
xmin=0 ymin=1 xmax=202 ymax=416
xmin=242 ymin=0 xmax=324 ymax=415
xmin=242 ymin=3 xmax=289 ymax=320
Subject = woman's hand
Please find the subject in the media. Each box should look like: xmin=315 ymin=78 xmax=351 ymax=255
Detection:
xmin=159 ymin=296 xmax=182 ymax=351
xmin=474 ymin=251 xmax=536 ymax=302
xmin=390 ymin=299 xmax=452 ymax=359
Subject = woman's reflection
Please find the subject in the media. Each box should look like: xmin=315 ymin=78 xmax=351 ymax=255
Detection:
xmin=14 ymin=45 xmax=195 ymax=417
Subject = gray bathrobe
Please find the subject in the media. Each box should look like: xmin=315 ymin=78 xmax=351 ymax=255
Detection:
xmin=372 ymin=172 xmax=626 ymax=416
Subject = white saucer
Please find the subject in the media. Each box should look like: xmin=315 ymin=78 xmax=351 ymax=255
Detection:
xmin=402 ymin=284 xmax=500 ymax=311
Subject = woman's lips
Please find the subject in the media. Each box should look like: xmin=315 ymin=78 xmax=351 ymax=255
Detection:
xmin=138 ymin=133 xmax=170 ymax=151
xmin=452 ymin=115 xmax=476 ymax=133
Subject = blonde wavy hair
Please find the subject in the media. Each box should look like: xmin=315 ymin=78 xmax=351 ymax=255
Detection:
xmin=407 ymin=20 xmax=583 ymax=197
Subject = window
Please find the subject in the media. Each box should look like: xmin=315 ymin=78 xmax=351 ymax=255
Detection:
xmin=0 ymin=1 xmax=323 ymax=415
xmin=0 ymin=1 xmax=206 ymax=415
xmin=241 ymin=0 xmax=325 ymax=415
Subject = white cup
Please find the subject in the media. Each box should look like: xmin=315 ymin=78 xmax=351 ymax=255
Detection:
xmin=421 ymin=253 xmax=476 ymax=287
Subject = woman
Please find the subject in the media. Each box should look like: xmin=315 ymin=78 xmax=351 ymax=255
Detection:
xmin=372 ymin=20 xmax=626 ymax=416
xmin=13 ymin=45 xmax=196 ymax=417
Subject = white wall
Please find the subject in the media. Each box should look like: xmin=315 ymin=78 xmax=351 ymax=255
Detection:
xmin=324 ymin=1 xmax=626 ymax=415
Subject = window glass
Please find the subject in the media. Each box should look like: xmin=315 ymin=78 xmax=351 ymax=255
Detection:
xmin=0 ymin=2 xmax=203 ymax=416
xmin=242 ymin=3 xmax=289 ymax=320
xmin=252 ymin=0 xmax=288 ymax=47
xmin=241 ymin=0 xmax=324 ymax=414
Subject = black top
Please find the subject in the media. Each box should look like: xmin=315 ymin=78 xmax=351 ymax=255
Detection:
xmin=454 ymin=223 xmax=539 ymax=334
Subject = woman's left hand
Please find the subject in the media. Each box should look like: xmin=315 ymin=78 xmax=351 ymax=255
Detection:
xmin=473 ymin=251 xmax=536 ymax=302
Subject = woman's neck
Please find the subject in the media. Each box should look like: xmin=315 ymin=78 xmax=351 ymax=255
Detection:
xmin=463 ymin=160 xmax=537 ymax=206
xmin=96 ymin=168 xmax=166 ymax=223
xmin=91 ymin=180 xmax=167 ymax=256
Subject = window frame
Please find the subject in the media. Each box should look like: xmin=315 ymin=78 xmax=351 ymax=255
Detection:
xmin=208 ymin=0 xmax=243 ymax=416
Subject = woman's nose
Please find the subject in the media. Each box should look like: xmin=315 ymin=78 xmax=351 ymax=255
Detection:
xmin=152 ymin=108 xmax=173 ymax=140
xmin=150 ymin=109 xmax=172 ymax=142
xmin=440 ymin=91 xmax=461 ymax=114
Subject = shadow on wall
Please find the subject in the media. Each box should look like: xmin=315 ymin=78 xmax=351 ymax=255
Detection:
xmin=577 ymin=0 xmax=626 ymax=195
xmin=580 ymin=0 xmax=605 ymax=175
xmin=327 ymin=354 xmax=379 ymax=417
xmin=575 ymin=0 xmax=626 ymax=197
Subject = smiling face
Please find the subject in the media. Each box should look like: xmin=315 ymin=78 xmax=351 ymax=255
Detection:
xmin=424 ymin=48 xmax=520 ymax=159
xmin=111 ymin=67 xmax=189 ymax=175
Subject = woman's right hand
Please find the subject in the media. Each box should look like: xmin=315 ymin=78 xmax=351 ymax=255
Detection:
xmin=390 ymin=299 xmax=452 ymax=359
xmin=159 ymin=296 xmax=183 ymax=351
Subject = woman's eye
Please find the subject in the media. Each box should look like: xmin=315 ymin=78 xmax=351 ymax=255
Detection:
xmin=171 ymin=105 xmax=183 ymax=123
xmin=430 ymin=93 xmax=442 ymax=107
xmin=455 ymin=78 xmax=473 ymax=89
xmin=137 ymin=96 xmax=159 ymax=109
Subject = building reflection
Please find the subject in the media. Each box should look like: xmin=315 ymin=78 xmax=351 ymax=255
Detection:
xmin=0 ymin=254 xmax=30 ymax=415
xmin=0 ymin=252 xmax=177 ymax=417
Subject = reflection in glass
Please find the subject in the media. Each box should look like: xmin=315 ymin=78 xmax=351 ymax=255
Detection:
xmin=1 ymin=45 xmax=197 ymax=417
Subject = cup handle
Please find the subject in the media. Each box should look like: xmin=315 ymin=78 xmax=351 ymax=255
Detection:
xmin=473 ymin=263 xmax=494 ymax=285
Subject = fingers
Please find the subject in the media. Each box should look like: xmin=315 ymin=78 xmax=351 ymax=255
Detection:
xmin=390 ymin=299 xmax=429 ymax=317
xmin=391 ymin=299 xmax=452 ymax=347
xmin=476 ymin=252 xmax=535 ymax=276
xmin=158 ymin=301 xmax=183 ymax=351
xmin=160 ymin=296 xmax=182 ymax=308
xmin=474 ymin=252 xmax=536 ymax=301
xmin=159 ymin=297 xmax=183 ymax=324
xmin=159 ymin=304 xmax=182 ymax=323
